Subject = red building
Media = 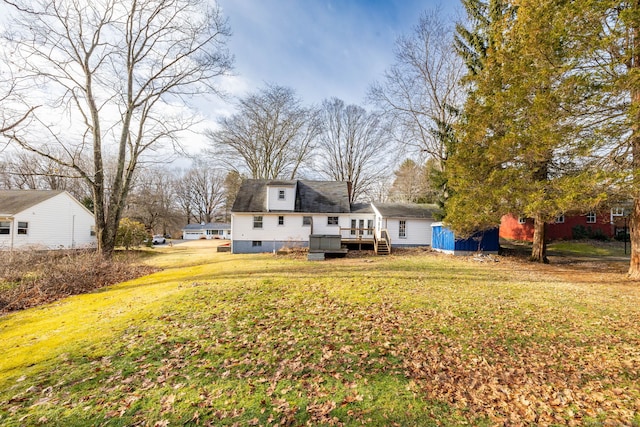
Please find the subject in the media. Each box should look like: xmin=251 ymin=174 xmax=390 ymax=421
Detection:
xmin=500 ymin=208 xmax=628 ymax=242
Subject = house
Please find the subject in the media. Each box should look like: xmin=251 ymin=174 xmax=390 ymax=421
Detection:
xmin=182 ymin=222 xmax=231 ymax=240
xmin=0 ymin=190 xmax=96 ymax=250
xmin=372 ymin=203 xmax=439 ymax=248
xmin=500 ymin=207 xmax=628 ymax=242
xmin=431 ymin=223 xmax=500 ymax=256
xmin=230 ymin=179 xmax=439 ymax=254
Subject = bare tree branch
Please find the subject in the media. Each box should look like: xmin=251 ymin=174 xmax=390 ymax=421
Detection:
xmin=208 ymin=84 xmax=320 ymax=180
xmin=1 ymin=0 xmax=232 ymax=256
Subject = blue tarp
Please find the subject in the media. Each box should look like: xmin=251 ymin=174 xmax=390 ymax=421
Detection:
xmin=431 ymin=223 xmax=499 ymax=255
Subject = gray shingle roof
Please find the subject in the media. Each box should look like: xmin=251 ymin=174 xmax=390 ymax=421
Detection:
xmin=231 ymin=179 xmax=350 ymax=213
xmin=295 ymin=181 xmax=350 ymax=213
xmin=350 ymin=202 xmax=374 ymax=214
xmin=372 ymin=203 xmax=440 ymax=219
xmin=231 ymin=180 xmax=270 ymax=212
xmin=0 ymin=190 xmax=64 ymax=216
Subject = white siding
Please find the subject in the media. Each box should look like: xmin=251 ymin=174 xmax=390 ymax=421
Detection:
xmin=183 ymin=230 xmax=205 ymax=240
xmin=379 ymin=217 xmax=433 ymax=246
xmin=231 ymin=213 xmax=352 ymax=242
xmin=0 ymin=192 xmax=96 ymax=250
xmin=346 ymin=214 xmax=375 ymax=237
xmin=232 ymin=213 xmax=310 ymax=242
xmin=183 ymin=228 xmax=231 ymax=240
xmin=266 ymin=185 xmax=296 ymax=211
xmin=309 ymin=214 xmax=348 ymax=235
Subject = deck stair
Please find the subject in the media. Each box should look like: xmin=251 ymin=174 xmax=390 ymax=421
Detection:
xmin=374 ymin=229 xmax=391 ymax=255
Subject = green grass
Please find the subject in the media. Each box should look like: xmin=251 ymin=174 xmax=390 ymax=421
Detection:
xmin=548 ymin=240 xmax=628 ymax=257
xmin=1 ymin=244 xmax=640 ymax=426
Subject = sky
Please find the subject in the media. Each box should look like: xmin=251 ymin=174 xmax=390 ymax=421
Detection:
xmin=213 ymin=0 xmax=462 ymax=110
xmin=0 ymin=0 xmax=464 ymax=165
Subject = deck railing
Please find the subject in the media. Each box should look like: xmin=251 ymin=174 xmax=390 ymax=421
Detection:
xmin=380 ymin=229 xmax=390 ymax=245
xmin=339 ymin=227 xmax=375 ymax=240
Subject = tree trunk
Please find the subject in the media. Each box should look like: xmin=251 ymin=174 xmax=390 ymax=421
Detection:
xmin=628 ymin=3 xmax=640 ymax=278
xmin=629 ymin=101 xmax=640 ymax=277
xmin=530 ymin=215 xmax=548 ymax=263
xmin=630 ymin=196 xmax=640 ymax=278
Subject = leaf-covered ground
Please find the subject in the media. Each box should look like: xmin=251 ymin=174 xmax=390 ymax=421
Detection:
xmin=1 ymin=241 xmax=640 ymax=426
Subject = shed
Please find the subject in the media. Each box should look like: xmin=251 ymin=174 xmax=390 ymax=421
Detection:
xmin=431 ymin=223 xmax=500 ymax=256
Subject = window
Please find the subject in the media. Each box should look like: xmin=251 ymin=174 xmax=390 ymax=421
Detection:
xmin=17 ymin=222 xmax=28 ymax=235
xmin=90 ymin=226 xmax=96 ymax=236
xmin=399 ymin=220 xmax=406 ymax=238
xmin=302 ymin=216 xmax=312 ymax=226
xmin=350 ymin=219 xmax=356 ymax=235
xmin=278 ymin=215 xmax=284 ymax=226
xmin=252 ymin=241 xmax=262 ymax=247
xmin=555 ymin=215 xmax=565 ymax=224
xmin=253 ymin=216 xmax=263 ymax=229
xmin=278 ymin=190 xmax=285 ymax=200
xmin=327 ymin=216 xmax=339 ymax=226
xmin=586 ymin=212 xmax=596 ymax=223
xmin=367 ymin=220 xmax=373 ymax=235
xmin=518 ymin=217 xmax=527 ymax=224
xmin=0 ymin=221 xmax=9 ymax=235
xmin=612 ymin=207 xmax=625 ymax=217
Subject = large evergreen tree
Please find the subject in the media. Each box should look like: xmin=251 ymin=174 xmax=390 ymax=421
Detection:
xmin=448 ymin=0 xmax=605 ymax=262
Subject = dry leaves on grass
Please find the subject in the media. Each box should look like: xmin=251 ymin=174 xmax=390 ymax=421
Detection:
xmin=4 ymin=257 xmax=640 ymax=426
xmin=71 ymin=285 xmax=640 ymax=426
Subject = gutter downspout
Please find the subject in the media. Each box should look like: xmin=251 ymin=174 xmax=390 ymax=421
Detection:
xmin=10 ymin=217 xmax=14 ymax=253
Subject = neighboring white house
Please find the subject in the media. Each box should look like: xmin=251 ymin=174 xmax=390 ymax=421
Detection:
xmin=230 ymin=179 xmax=439 ymax=254
xmin=182 ymin=222 xmax=231 ymax=240
xmin=0 ymin=190 xmax=96 ymax=250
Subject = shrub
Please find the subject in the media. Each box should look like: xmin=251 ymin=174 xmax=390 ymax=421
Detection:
xmin=572 ymin=225 xmax=589 ymax=240
xmin=116 ymin=218 xmax=148 ymax=250
xmin=590 ymin=228 xmax=609 ymax=241
xmin=571 ymin=224 xmax=609 ymax=241
xmin=0 ymin=250 xmax=158 ymax=312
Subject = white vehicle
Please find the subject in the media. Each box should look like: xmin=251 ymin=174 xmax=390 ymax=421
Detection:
xmin=152 ymin=235 xmax=166 ymax=244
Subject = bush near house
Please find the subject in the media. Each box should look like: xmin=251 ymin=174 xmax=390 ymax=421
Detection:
xmin=571 ymin=225 xmax=609 ymax=241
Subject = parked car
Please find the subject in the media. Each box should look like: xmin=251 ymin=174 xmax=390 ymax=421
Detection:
xmin=152 ymin=234 xmax=166 ymax=244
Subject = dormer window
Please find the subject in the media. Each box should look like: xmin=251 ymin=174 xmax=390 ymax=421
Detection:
xmin=278 ymin=190 xmax=285 ymax=200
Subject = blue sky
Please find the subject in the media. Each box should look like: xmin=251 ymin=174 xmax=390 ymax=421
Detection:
xmin=216 ymin=0 xmax=461 ymax=106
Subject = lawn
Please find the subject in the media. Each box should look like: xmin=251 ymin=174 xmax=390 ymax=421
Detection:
xmin=1 ymin=241 xmax=640 ymax=426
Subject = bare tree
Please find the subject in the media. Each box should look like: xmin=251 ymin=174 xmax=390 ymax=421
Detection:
xmin=173 ymin=161 xmax=226 ymax=224
xmin=0 ymin=149 xmax=91 ymax=200
xmin=316 ymin=98 xmax=391 ymax=203
xmin=388 ymin=159 xmax=429 ymax=203
xmin=126 ymin=166 xmax=179 ymax=236
xmin=0 ymin=0 xmax=232 ymax=257
xmin=368 ymin=8 xmax=464 ymax=167
xmin=208 ymin=84 xmax=321 ymax=179
xmin=0 ymin=73 xmax=37 ymax=136
xmin=222 ymin=170 xmax=242 ymax=222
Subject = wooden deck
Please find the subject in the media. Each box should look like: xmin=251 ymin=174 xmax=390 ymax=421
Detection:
xmin=339 ymin=228 xmax=391 ymax=255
